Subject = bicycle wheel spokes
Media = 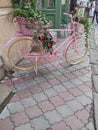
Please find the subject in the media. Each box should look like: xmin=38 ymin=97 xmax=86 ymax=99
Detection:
xmin=8 ymin=36 xmax=41 ymax=70
xmin=65 ymin=34 xmax=88 ymax=65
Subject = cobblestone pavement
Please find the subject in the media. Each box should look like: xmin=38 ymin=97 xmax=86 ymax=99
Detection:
xmin=0 ymin=37 xmax=95 ymax=130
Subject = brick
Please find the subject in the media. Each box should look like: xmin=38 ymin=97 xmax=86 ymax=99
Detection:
xmin=0 ymin=118 xmax=14 ymax=130
xmin=64 ymin=115 xmax=84 ymax=130
xmin=44 ymin=110 xmax=62 ymax=124
xmin=14 ymin=123 xmax=34 ymax=130
xmin=11 ymin=111 xmax=29 ymax=126
xmin=38 ymin=100 xmax=54 ymax=112
xmin=25 ymin=105 xmax=42 ymax=119
xmin=59 ymin=91 xmax=74 ymax=102
xmin=49 ymin=96 xmax=65 ymax=107
xmin=56 ymin=104 xmax=74 ymax=118
xmin=52 ymin=121 xmax=70 ymax=130
xmin=7 ymin=101 xmax=24 ymax=114
xmin=31 ymin=116 xmax=50 ymax=130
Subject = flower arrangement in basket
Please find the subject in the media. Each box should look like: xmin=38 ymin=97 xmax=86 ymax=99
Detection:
xmin=11 ymin=0 xmax=56 ymax=54
xmin=11 ymin=0 xmax=50 ymax=36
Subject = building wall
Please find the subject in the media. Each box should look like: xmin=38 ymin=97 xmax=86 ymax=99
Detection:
xmin=0 ymin=0 xmax=18 ymax=65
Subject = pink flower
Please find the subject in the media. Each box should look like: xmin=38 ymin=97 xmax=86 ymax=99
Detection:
xmin=48 ymin=43 xmax=52 ymax=47
xmin=47 ymin=34 xmax=51 ymax=38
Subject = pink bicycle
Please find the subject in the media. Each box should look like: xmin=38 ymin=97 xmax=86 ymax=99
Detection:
xmin=5 ymin=13 xmax=88 ymax=74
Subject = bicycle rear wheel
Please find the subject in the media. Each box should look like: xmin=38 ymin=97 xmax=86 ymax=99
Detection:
xmin=7 ymin=36 xmax=42 ymax=70
xmin=65 ymin=34 xmax=88 ymax=65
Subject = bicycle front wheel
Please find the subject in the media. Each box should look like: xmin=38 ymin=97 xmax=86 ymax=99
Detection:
xmin=8 ymin=36 xmax=42 ymax=70
xmin=65 ymin=34 xmax=88 ymax=65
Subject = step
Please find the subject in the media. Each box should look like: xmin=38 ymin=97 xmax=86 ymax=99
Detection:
xmin=0 ymin=84 xmax=14 ymax=113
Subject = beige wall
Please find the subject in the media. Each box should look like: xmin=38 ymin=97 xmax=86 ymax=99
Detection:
xmin=0 ymin=0 xmax=19 ymax=70
xmin=0 ymin=0 xmax=11 ymax=7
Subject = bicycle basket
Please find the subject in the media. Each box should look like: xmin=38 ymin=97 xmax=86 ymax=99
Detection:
xmin=16 ymin=17 xmax=40 ymax=36
xmin=75 ymin=23 xmax=84 ymax=34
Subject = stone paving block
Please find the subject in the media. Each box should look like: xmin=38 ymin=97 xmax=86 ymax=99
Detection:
xmin=53 ymin=84 xmax=67 ymax=93
xmin=71 ymin=78 xmax=83 ymax=86
xmin=20 ymin=97 xmax=37 ymax=108
xmin=86 ymin=122 xmax=95 ymax=130
xmin=25 ymin=105 xmax=42 ymax=119
xmin=34 ymin=76 xmax=47 ymax=83
xmin=48 ymin=78 xmax=61 ymax=86
xmin=89 ymin=49 xmax=98 ymax=64
xmin=31 ymin=116 xmax=50 ymax=130
xmin=14 ymin=82 xmax=28 ymax=91
xmin=75 ymin=109 xmax=89 ymax=124
xmin=69 ymin=87 xmax=83 ymax=97
xmin=11 ymin=111 xmax=29 ymax=126
xmin=78 ymin=75 xmax=91 ymax=83
xmin=85 ymin=91 xmax=93 ymax=100
xmin=17 ymin=88 xmax=32 ymax=99
xmin=52 ymin=70 xmax=63 ymax=76
xmin=76 ymin=95 xmax=92 ymax=106
xmin=24 ymin=79 xmax=37 ymax=87
xmin=91 ymin=64 xmax=98 ymax=75
xmin=38 ymin=100 xmax=54 ymax=112
xmin=33 ymin=92 xmax=48 ymax=102
xmin=44 ymin=110 xmax=62 ymax=124
xmin=63 ymin=81 xmax=76 ymax=89
xmin=29 ymin=85 xmax=42 ymax=94
xmin=59 ymin=91 xmax=74 ymax=102
xmin=92 ymin=75 xmax=98 ymax=93
xmin=15 ymin=123 xmax=34 ymax=130
xmin=51 ymin=121 xmax=70 ymax=130
xmin=0 ymin=106 xmax=10 ymax=119
xmin=64 ymin=115 xmax=84 ymax=130
xmin=49 ymin=96 xmax=65 ymax=107
xmin=44 ymin=88 xmax=57 ymax=98
xmin=43 ymin=73 xmax=56 ymax=80
xmin=7 ymin=101 xmax=24 ymax=114
xmin=0 ymin=118 xmax=14 ymax=130
xmin=66 ymin=100 xmax=83 ymax=112
xmin=39 ymin=82 xmax=52 ymax=90
xmin=93 ymin=93 xmax=98 ymax=128
xmin=56 ymin=104 xmax=74 ymax=118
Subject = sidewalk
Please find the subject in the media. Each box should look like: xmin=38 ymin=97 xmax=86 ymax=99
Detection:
xmin=89 ymin=24 xmax=98 ymax=130
xmin=0 ymin=34 xmax=95 ymax=129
